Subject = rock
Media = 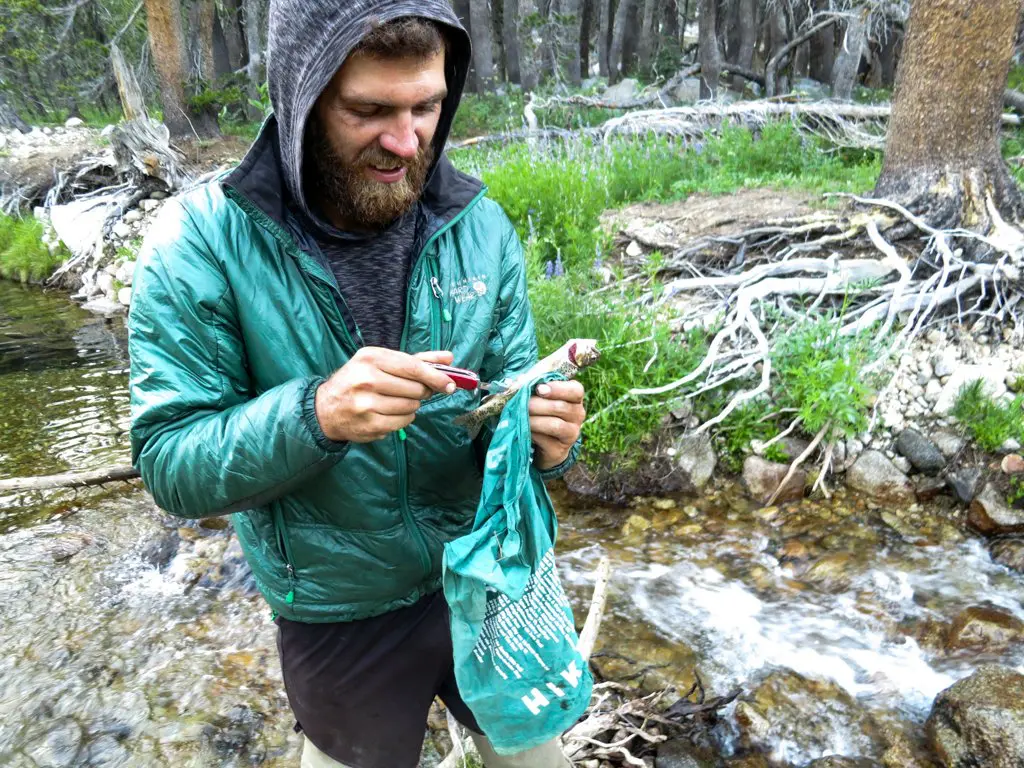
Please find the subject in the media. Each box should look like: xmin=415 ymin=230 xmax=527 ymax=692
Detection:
xmin=149 ymin=189 xmax=169 ymax=200
xmin=804 ymin=758 xmax=877 ymax=768
xmin=896 ymin=429 xmax=946 ymax=475
xmin=669 ymin=77 xmax=702 ymax=103
xmin=141 ymin=530 xmax=180 ymax=570
xmin=968 ymin=483 xmax=1024 ymax=536
xmin=602 ymin=77 xmax=640 ymax=105
xmin=100 ymin=124 xmax=116 ymax=137
xmin=1002 ymin=455 xmax=1024 ymax=475
xmin=0 ymin=133 xmax=7 ymax=150
xmin=96 ymin=272 xmax=114 ymax=295
xmin=927 ymin=665 xmax=1024 ymax=768
xmin=674 ymin=433 xmax=716 ymax=493
xmin=934 ymin=365 xmax=1009 ymax=415
xmin=625 ymin=240 xmax=644 ymax=258
xmin=117 ymin=286 xmax=132 ymax=306
xmin=26 ymin=718 xmax=83 ymax=767
xmin=804 ymin=553 xmax=855 ymax=592
xmin=48 ymin=532 xmax=93 ymax=562
xmin=81 ymin=298 xmax=125 ymax=315
xmin=64 ymin=117 xmax=84 ymax=128
xmin=82 ymin=734 xmax=129 ymax=766
xmin=622 ymin=514 xmax=651 ymax=537
xmin=112 ymin=222 xmax=132 ymax=240
xmin=654 ymin=738 xmax=718 ymax=767
xmin=990 ymin=537 xmax=1024 ymax=574
xmin=202 ymin=705 xmax=265 ymax=761
xmin=123 ymin=210 xmax=142 ymax=223
xmin=915 ymin=476 xmax=948 ymax=503
xmin=743 ymin=456 xmax=805 ymax=505
xmin=792 ymin=77 xmax=830 ymax=100
xmin=945 ymin=471 xmax=982 ymax=510
xmin=932 ymin=430 xmax=967 ymax=459
xmin=932 ymin=349 xmax=959 ymax=378
xmin=892 ymin=456 xmax=912 ymax=475
xmin=846 ymin=451 xmax=914 ymax=504
xmin=925 ymin=379 xmax=943 ymax=401
xmin=1001 ymin=438 xmax=1022 ymax=454
xmin=140 ymin=198 xmax=162 ymax=212
xmin=946 ymin=605 xmax=1024 ymax=651
xmin=115 ymin=260 xmax=136 ymax=286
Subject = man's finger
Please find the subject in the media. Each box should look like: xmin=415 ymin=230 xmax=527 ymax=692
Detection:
xmin=374 ymin=351 xmax=456 ymax=393
xmin=369 ymin=395 xmax=423 ymax=416
xmin=535 ymin=380 xmax=585 ymax=403
xmin=529 ymin=397 xmax=586 ymax=423
xmin=530 ymin=415 xmax=579 ymax=443
xmin=373 ymin=372 xmax=434 ymax=401
xmin=414 ymin=350 xmax=455 ymax=366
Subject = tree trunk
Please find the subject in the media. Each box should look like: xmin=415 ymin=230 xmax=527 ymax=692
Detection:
xmin=518 ymin=0 xmax=541 ymax=90
xmin=697 ymin=0 xmax=722 ymax=98
xmin=607 ymin=0 xmax=635 ymax=82
xmin=452 ymin=0 xmax=479 ymax=92
xmin=621 ymin=0 xmax=641 ymax=73
xmin=242 ymin=0 xmax=266 ymax=101
xmin=580 ymin=0 xmax=594 ymax=79
xmin=598 ymin=0 xmax=614 ymax=78
xmin=194 ymin=0 xmax=217 ymax=83
xmin=468 ymin=0 xmax=496 ymax=91
xmin=875 ymin=0 xmax=1024 ymax=231
xmin=663 ymin=0 xmax=678 ymax=42
xmin=0 ymin=91 xmax=29 ymax=133
xmin=561 ymin=0 xmax=583 ymax=86
xmin=143 ymin=0 xmax=194 ymax=139
xmin=503 ymin=0 xmax=522 ymax=83
xmin=876 ymin=25 xmax=900 ymax=88
xmin=219 ymin=0 xmax=247 ymax=72
xmin=831 ymin=12 xmax=868 ymax=101
xmin=637 ymin=0 xmax=658 ymax=74
xmin=808 ymin=0 xmax=835 ymax=84
xmin=731 ymin=0 xmax=758 ymax=92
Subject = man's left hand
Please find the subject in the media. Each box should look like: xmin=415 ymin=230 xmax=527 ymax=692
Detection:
xmin=529 ymin=380 xmax=586 ymax=471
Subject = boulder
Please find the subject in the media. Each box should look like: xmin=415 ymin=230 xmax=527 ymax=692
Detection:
xmin=932 ymin=430 xmax=967 ymax=459
xmin=669 ymin=77 xmax=702 ymax=103
xmin=990 ymin=537 xmax=1024 ymax=574
xmin=64 ymin=116 xmax=84 ymax=128
xmin=792 ymin=77 xmax=830 ymax=100
xmin=674 ymin=433 xmax=716 ymax=493
xmin=602 ymin=78 xmax=640 ymax=106
xmin=927 ymin=665 xmax=1024 ymax=768
xmin=968 ymin=483 xmax=1024 ymax=536
xmin=934 ymin=365 xmax=1009 ymax=415
xmin=945 ymin=605 xmax=1024 ymax=652
xmin=895 ymin=429 xmax=946 ymax=475
xmin=946 ymin=468 xmax=983 ymax=504
xmin=846 ymin=451 xmax=914 ymax=504
xmin=743 ymin=456 xmax=805 ymax=504
xmin=932 ymin=349 xmax=959 ymax=378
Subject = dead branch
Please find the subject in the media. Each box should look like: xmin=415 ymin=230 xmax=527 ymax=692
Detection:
xmin=0 ymin=465 xmax=140 ymax=493
xmin=578 ymin=556 xmax=611 ymax=662
xmin=766 ymin=18 xmax=839 ymax=97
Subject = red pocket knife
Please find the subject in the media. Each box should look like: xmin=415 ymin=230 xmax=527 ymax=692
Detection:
xmin=430 ymin=363 xmax=507 ymax=393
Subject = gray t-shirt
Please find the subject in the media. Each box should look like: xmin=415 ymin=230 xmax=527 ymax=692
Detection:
xmin=314 ymin=205 xmax=421 ymax=350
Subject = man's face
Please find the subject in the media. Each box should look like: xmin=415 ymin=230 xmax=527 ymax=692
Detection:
xmin=308 ymin=50 xmax=447 ymax=230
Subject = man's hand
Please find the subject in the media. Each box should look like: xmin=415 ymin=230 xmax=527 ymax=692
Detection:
xmin=315 ymin=348 xmax=456 ymax=443
xmin=529 ymin=380 xmax=586 ymax=470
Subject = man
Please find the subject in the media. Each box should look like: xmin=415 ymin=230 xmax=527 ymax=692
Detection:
xmin=127 ymin=3 xmax=585 ymax=768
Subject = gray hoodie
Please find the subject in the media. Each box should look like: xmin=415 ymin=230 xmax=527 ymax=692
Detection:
xmin=266 ymin=0 xmax=473 ymax=230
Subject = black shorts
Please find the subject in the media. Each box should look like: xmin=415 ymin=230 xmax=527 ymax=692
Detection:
xmin=276 ymin=591 xmax=482 ymax=768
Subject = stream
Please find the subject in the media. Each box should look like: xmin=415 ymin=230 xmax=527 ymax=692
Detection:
xmin=1 ymin=282 xmax=1022 ymax=767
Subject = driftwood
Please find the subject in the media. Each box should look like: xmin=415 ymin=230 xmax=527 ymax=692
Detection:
xmin=0 ymin=465 xmax=140 ymax=493
xmin=451 ymin=99 xmax=1023 ymax=152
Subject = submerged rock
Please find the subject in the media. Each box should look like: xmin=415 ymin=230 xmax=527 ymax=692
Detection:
xmin=895 ymin=429 xmax=945 ymax=475
xmin=743 ymin=456 xmax=805 ymax=504
xmin=655 ymin=738 xmax=719 ymax=767
xmin=990 ymin=537 xmax=1024 ymax=573
xmin=26 ymin=718 xmax=83 ymax=767
xmin=968 ymin=484 xmax=1024 ymax=536
xmin=804 ymin=758 xmax=879 ymax=767
xmin=945 ymin=605 xmax=1024 ymax=652
xmin=846 ymin=451 xmax=914 ymax=504
xmin=927 ymin=665 xmax=1024 ymax=768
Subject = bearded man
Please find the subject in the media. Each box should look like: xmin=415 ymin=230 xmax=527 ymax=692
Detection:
xmin=127 ymin=3 xmax=585 ymax=767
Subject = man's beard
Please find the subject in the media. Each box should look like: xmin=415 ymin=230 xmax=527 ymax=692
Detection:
xmin=306 ymin=119 xmax=434 ymax=230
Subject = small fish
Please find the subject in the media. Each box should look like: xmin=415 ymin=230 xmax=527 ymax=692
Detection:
xmin=453 ymin=339 xmax=600 ymax=435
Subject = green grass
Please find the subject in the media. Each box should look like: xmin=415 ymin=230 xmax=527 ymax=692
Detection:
xmin=952 ymin=379 xmax=1024 ymax=452
xmin=0 ymin=214 xmax=65 ymax=283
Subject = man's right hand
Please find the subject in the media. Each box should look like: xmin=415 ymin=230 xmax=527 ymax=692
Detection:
xmin=314 ymin=348 xmax=457 ymax=443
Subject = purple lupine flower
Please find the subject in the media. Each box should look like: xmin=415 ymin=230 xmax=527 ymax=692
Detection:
xmin=545 ymin=260 xmax=555 ymax=279
xmin=553 ymin=254 xmax=565 ymax=278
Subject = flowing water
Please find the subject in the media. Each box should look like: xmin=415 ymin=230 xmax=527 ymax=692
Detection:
xmin=2 ymin=282 xmax=1023 ymax=767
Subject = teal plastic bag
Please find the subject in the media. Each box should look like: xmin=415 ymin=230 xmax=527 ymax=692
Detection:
xmin=442 ymin=372 xmax=593 ymax=755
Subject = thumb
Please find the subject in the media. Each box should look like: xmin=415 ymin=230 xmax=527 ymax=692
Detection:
xmin=414 ymin=350 xmax=455 ymax=365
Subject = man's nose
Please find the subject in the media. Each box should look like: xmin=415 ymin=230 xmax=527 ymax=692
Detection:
xmin=379 ymin=113 xmax=419 ymax=159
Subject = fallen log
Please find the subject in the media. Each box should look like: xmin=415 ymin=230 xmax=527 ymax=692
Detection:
xmin=0 ymin=465 xmax=140 ymax=493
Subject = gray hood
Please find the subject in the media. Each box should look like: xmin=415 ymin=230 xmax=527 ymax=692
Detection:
xmin=266 ymin=0 xmax=472 ymax=228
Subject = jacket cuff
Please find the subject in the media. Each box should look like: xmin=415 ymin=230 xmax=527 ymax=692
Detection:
xmin=301 ymin=377 xmax=350 ymax=454
xmin=537 ymin=437 xmax=581 ymax=482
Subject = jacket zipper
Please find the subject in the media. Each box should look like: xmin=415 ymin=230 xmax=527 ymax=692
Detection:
xmin=272 ymin=509 xmax=298 ymax=605
xmin=396 ymin=188 xmax=488 ymax=579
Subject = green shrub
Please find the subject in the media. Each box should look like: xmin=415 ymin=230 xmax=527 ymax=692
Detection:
xmin=0 ymin=215 xmax=65 ymax=283
xmin=952 ymin=380 xmax=1024 ymax=452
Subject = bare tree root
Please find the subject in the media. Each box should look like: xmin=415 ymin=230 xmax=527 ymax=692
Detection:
xmin=588 ymin=191 xmax=1024 ymax=496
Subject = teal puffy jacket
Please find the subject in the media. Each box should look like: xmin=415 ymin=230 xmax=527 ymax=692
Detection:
xmin=128 ymin=122 xmax=577 ymax=622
